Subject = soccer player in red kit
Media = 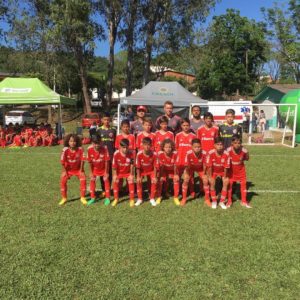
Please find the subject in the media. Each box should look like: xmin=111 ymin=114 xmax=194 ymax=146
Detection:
xmin=59 ymin=134 xmax=87 ymax=206
xmin=154 ymin=116 xmax=174 ymax=153
xmin=175 ymin=118 xmax=196 ymax=176
xmin=115 ymin=119 xmax=136 ymax=151
xmin=197 ymin=112 xmax=219 ymax=152
xmin=10 ymin=131 xmax=23 ymax=147
xmin=135 ymin=118 xmax=156 ymax=151
xmin=87 ymin=135 xmax=111 ymax=206
xmin=112 ymin=138 xmax=135 ymax=207
xmin=156 ymin=139 xmax=180 ymax=206
xmin=135 ymin=137 xmax=158 ymax=207
xmin=181 ymin=138 xmax=209 ymax=206
xmin=226 ymin=135 xmax=251 ymax=208
xmin=206 ymin=137 xmax=230 ymax=209
xmin=0 ymin=125 xmax=6 ymax=147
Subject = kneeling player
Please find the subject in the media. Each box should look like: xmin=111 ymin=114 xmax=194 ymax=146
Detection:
xmin=156 ymin=139 xmax=180 ymax=206
xmin=59 ymin=134 xmax=87 ymax=206
xmin=206 ymin=137 xmax=229 ymax=209
xmin=181 ymin=138 xmax=210 ymax=206
xmin=112 ymin=139 xmax=135 ymax=207
xmin=227 ymin=135 xmax=251 ymax=208
xmin=87 ymin=135 xmax=111 ymax=206
xmin=135 ymin=137 xmax=158 ymax=207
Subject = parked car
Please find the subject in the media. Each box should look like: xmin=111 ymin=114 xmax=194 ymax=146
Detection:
xmin=81 ymin=113 xmax=101 ymax=128
xmin=112 ymin=112 xmax=127 ymax=127
xmin=5 ymin=110 xmax=35 ymax=125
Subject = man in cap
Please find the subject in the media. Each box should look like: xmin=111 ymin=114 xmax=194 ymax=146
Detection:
xmin=130 ymin=105 xmax=147 ymax=135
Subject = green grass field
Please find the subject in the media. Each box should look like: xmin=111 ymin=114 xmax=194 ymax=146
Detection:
xmin=0 ymin=145 xmax=299 ymax=299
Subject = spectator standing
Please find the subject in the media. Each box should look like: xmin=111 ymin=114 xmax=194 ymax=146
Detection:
xmin=190 ymin=105 xmax=204 ymax=132
xmin=130 ymin=105 xmax=147 ymax=135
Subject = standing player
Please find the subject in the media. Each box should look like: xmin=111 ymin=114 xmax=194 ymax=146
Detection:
xmin=190 ymin=105 xmax=204 ymax=132
xmin=135 ymin=118 xmax=156 ymax=151
xmin=59 ymin=134 xmax=87 ymax=206
xmin=156 ymin=139 xmax=180 ymax=206
xmin=206 ymin=137 xmax=230 ymax=209
xmin=181 ymin=138 xmax=209 ymax=206
xmin=115 ymin=119 xmax=136 ymax=151
xmin=87 ymin=135 xmax=111 ymax=206
xmin=111 ymin=139 xmax=135 ymax=207
xmin=175 ymin=118 xmax=196 ymax=177
xmin=130 ymin=105 xmax=147 ymax=135
xmin=154 ymin=116 xmax=174 ymax=153
xmin=226 ymin=135 xmax=251 ymax=208
xmin=135 ymin=137 xmax=158 ymax=207
xmin=197 ymin=112 xmax=219 ymax=152
xmin=0 ymin=125 xmax=6 ymax=147
xmin=219 ymin=109 xmax=242 ymax=150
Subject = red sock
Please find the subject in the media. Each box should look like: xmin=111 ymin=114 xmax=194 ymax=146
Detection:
xmin=79 ymin=173 xmax=86 ymax=198
xmin=150 ymin=179 xmax=157 ymax=199
xmin=90 ymin=176 xmax=96 ymax=198
xmin=174 ymin=180 xmax=179 ymax=198
xmin=136 ymin=181 xmax=143 ymax=200
xmin=204 ymin=185 xmax=210 ymax=201
xmin=128 ymin=180 xmax=135 ymax=200
xmin=103 ymin=176 xmax=111 ymax=198
xmin=210 ymin=190 xmax=217 ymax=202
xmin=113 ymin=179 xmax=119 ymax=200
xmin=227 ymin=181 xmax=233 ymax=204
xmin=241 ymin=180 xmax=247 ymax=203
xmin=182 ymin=182 xmax=188 ymax=202
xmin=220 ymin=190 xmax=227 ymax=203
xmin=60 ymin=173 xmax=68 ymax=198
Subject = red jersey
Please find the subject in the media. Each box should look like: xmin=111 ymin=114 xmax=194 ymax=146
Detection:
xmin=136 ymin=132 xmax=156 ymax=151
xmin=157 ymin=151 xmax=177 ymax=173
xmin=206 ymin=149 xmax=229 ymax=175
xmin=0 ymin=128 xmax=6 ymax=139
xmin=197 ymin=125 xmax=219 ymax=152
xmin=112 ymin=150 xmax=134 ymax=177
xmin=175 ymin=131 xmax=196 ymax=166
xmin=154 ymin=131 xmax=174 ymax=152
xmin=60 ymin=147 xmax=84 ymax=172
xmin=87 ymin=145 xmax=110 ymax=175
xmin=184 ymin=150 xmax=207 ymax=173
xmin=115 ymin=133 xmax=135 ymax=151
xmin=226 ymin=146 xmax=249 ymax=179
xmin=136 ymin=150 xmax=157 ymax=175
xmin=12 ymin=135 xmax=22 ymax=146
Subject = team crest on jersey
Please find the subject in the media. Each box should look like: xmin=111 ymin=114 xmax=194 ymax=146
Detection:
xmin=126 ymin=158 xmax=130 ymax=163
xmin=221 ymin=158 xmax=224 ymax=163
xmin=109 ymin=133 xmax=114 ymax=137
xmin=233 ymin=129 xmax=237 ymax=134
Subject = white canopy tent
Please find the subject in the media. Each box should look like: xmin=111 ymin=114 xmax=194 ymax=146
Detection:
xmin=118 ymin=81 xmax=207 ymax=131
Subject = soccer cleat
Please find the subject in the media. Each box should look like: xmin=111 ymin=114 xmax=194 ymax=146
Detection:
xmin=101 ymin=191 xmax=106 ymax=198
xmin=156 ymin=197 xmax=162 ymax=205
xmin=80 ymin=197 xmax=88 ymax=205
xmin=226 ymin=201 xmax=232 ymax=208
xmin=149 ymin=199 xmax=157 ymax=207
xmin=204 ymin=199 xmax=211 ymax=207
xmin=173 ymin=197 xmax=180 ymax=206
xmin=180 ymin=200 xmax=187 ymax=206
xmin=103 ymin=198 xmax=110 ymax=206
xmin=87 ymin=198 xmax=96 ymax=206
xmin=129 ymin=200 xmax=135 ymax=207
xmin=111 ymin=199 xmax=118 ymax=207
xmin=219 ymin=202 xmax=227 ymax=210
xmin=135 ymin=199 xmax=143 ymax=206
xmin=58 ymin=198 xmax=67 ymax=206
xmin=241 ymin=201 xmax=252 ymax=209
xmin=211 ymin=201 xmax=217 ymax=209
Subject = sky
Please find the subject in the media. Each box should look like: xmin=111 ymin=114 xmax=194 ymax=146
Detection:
xmin=94 ymin=0 xmax=277 ymax=57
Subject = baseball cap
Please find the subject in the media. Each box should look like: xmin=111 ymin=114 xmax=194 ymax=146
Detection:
xmin=137 ymin=105 xmax=147 ymax=112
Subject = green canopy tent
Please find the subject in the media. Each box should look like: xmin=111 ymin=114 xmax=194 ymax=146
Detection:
xmin=0 ymin=77 xmax=77 ymax=137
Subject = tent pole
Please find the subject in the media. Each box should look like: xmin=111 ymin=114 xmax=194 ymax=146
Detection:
xmin=59 ymin=103 xmax=63 ymax=139
xmin=117 ymin=103 xmax=121 ymax=134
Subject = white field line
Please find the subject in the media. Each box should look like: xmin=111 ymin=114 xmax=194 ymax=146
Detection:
xmin=249 ymin=190 xmax=300 ymax=193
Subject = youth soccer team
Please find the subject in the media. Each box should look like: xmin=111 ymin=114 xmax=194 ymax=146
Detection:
xmin=59 ymin=102 xmax=251 ymax=209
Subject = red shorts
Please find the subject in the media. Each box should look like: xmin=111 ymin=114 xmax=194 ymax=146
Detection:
xmin=67 ymin=170 xmax=82 ymax=176
xmin=140 ymin=171 xmax=156 ymax=178
xmin=212 ymin=172 xmax=225 ymax=179
xmin=92 ymin=170 xmax=106 ymax=177
xmin=117 ymin=173 xmax=131 ymax=179
xmin=230 ymin=176 xmax=247 ymax=183
xmin=160 ymin=170 xmax=175 ymax=180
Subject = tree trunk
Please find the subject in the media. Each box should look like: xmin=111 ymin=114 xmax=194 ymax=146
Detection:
xmin=107 ymin=10 xmax=117 ymax=108
xmin=125 ymin=0 xmax=138 ymax=96
xmin=79 ymin=64 xmax=91 ymax=113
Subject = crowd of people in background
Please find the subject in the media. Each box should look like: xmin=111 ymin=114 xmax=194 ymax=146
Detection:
xmin=0 ymin=122 xmax=59 ymax=148
xmin=59 ymin=101 xmax=251 ymax=210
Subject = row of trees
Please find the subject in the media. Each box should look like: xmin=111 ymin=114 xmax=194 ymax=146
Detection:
xmin=0 ymin=0 xmax=299 ymax=111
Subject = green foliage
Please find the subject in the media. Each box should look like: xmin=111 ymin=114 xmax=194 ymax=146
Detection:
xmin=0 ymin=145 xmax=299 ymax=298
xmin=196 ymin=9 xmax=267 ymax=99
xmin=262 ymin=0 xmax=300 ymax=83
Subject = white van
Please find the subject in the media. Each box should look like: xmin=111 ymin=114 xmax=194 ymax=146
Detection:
xmin=5 ymin=110 xmax=36 ymax=125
